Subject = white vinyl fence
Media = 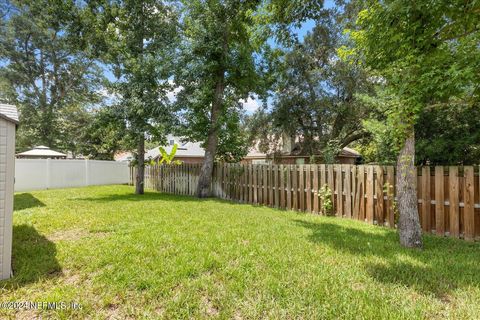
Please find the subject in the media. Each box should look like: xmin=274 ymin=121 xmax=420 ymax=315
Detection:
xmin=15 ymin=159 xmax=130 ymax=192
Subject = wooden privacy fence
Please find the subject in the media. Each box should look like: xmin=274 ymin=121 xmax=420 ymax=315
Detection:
xmin=134 ymin=163 xmax=480 ymax=241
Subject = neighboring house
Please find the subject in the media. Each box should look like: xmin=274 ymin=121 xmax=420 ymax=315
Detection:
xmin=117 ymin=134 xmax=361 ymax=165
xmin=16 ymin=145 xmax=67 ymax=159
xmin=114 ymin=151 xmax=134 ymax=163
xmin=243 ymin=135 xmax=362 ymax=165
xmin=146 ymin=136 xmax=205 ymax=164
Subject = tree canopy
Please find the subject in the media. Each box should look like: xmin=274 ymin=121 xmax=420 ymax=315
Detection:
xmin=248 ymin=7 xmax=374 ymax=162
xmin=0 ymin=0 xmax=103 ymax=152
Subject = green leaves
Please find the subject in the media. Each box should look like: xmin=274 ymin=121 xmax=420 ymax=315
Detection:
xmin=0 ymin=0 xmax=104 ymax=151
xmin=158 ymin=143 xmax=182 ymax=165
xmin=85 ymin=0 xmax=179 ymax=155
xmin=347 ymin=0 xmax=480 ymax=157
xmin=253 ymin=8 xmax=373 ymax=159
xmin=174 ymin=0 xmax=266 ymax=162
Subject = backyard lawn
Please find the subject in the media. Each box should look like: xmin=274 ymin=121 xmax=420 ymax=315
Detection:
xmin=2 ymin=185 xmax=480 ymax=319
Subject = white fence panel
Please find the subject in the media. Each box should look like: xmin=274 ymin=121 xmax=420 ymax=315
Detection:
xmin=48 ymin=160 xmax=86 ymax=189
xmin=14 ymin=159 xmax=49 ymax=191
xmin=15 ymin=159 xmax=129 ymax=192
xmin=88 ymin=160 xmax=130 ymax=186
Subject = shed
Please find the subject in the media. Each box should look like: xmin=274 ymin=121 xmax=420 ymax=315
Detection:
xmin=17 ymin=145 xmax=66 ymax=159
xmin=0 ymin=103 xmax=18 ymax=280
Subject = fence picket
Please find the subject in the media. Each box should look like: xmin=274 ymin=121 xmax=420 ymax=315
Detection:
xmin=386 ymin=166 xmax=395 ymax=228
xmin=280 ymin=165 xmax=285 ymax=209
xmin=336 ymin=164 xmax=343 ymax=217
xmin=366 ymin=166 xmax=374 ymax=223
xmin=292 ymin=165 xmax=298 ymax=210
xmin=449 ymin=166 xmax=459 ymax=238
xmin=464 ymin=166 xmax=475 ymax=241
xmin=299 ymin=165 xmax=305 ymax=211
xmin=274 ymin=165 xmax=279 ymax=208
xmin=269 ymin=164 xmax=274 ymax=207
xmin=252 ymin=164 xmax=256 ymax=203
xmin=287 ymin=165 xmax=292 ymax=210
xmin=263 ymin=165 xmax=268 ymax=205
xmin=435 ymin=166 xmax=445 ymax=236
xmin=320 ymin=165 xmax=326 ymax=215
xmin=421 ymin=167 xmax=431 ymax=232
xmin=352 ymin=165 xmax=359 ymax=219
xmin=306 ymin=165 xmax=312 ymax=213
xmin=327 ymin=165 xmax=335 ymax=214
xmin=344 ymin=165 xmax=352 ymax=218
xmin=375 ymin=166 xmax=384 ymax=225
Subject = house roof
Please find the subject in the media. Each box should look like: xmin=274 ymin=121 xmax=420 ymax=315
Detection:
xmin=146 ymin=136 xmax=205 ymax=160
xmin=17 ymin=145 xmax=67 ymax=157
xmin=340 ymin=147 xmax=361 ymax=158
xmin=115 ymin=151 xmax=134 ymax=162
xmin=0 ymin=103 xmax=19 ymax=124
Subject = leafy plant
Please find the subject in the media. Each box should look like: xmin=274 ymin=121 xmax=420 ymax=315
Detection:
xmin=159 ymin=144 xmax=182 ymax=165
xmin=318 ymin=184 xmax=333 ymax=216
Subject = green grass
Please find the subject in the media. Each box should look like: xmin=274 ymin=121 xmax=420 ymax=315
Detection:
xmin=1 ymin=185 xmax=480 ymax=319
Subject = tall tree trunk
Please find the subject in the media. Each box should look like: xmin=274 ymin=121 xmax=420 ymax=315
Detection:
xmin=396 ymin=130 xmax=422 ymax=248
xmin=196 ymin=71 xmax=225 ymax=198
xmin=135 ymin=136 xmax=145 ymax=195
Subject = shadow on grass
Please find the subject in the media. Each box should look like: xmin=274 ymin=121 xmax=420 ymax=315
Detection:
xmin=1 ymin=225 xmax=61 ymax=288
xmin=73 ymin=191 xmax=230 ymax=204
xmin=294 ymin=219 xmax=480 ymax=299
xmin=14 ymin=193 xmax=46 ymax=211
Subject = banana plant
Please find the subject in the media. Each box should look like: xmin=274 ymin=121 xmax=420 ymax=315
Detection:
xmin=159 ymin=143 xmax=183 ymax=165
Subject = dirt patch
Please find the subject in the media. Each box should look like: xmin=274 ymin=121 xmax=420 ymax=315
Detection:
xmin=154 ymin=306 xmax=165 ymax=317
xmin=47 ymin=229 xmax=109 ymax=242
xmin=62 ymin=269 xmax=81 ymax=285
xmin=106 ymin=303 xmax=121 ymax=320
xmin=202 ymin=295 xmax=219 ymax=317
xmin=105 ymin=302 xmax=137 ymax=320
xmin=438 ymin=293 xmax=452 ymax=304
xmin=351 ymin=282 xmax=366 ymax=291
xmin=47 ymin=229 xmax=89 ymax=241
xmin=15 ymin=309 xmax=41 ymax=320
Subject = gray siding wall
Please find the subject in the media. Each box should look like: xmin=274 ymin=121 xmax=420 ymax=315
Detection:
xmin=0 ymin=118 xmax=15 ymax=280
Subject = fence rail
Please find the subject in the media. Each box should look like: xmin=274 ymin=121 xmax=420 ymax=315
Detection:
xmin=134 ymin=163 xmax=480 ymax=241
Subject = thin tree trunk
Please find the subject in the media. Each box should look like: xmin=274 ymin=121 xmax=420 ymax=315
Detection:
xmin=196 ymin=71 xmax=225 ymax=198
xmin=396 ymin=130 xmax=422 ymax=248
xmin=135 ymin=136 xmax=145 ymax=195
